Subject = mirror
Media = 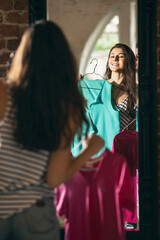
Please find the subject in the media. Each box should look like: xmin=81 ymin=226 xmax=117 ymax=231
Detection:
xmin=79 ymin=5 xmax=139 ymax=232
xmin=29 ymin=0 xmax=159 ymax=239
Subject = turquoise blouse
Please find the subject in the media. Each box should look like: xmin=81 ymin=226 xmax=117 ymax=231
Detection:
xmin=71 ymin=78 xmax=121 ymax=157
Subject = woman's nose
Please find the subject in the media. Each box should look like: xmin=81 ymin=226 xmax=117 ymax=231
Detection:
xmin=114 ymin=55 xmax=119 ymax=61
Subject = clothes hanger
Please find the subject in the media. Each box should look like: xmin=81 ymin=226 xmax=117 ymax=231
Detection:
xmin=80 ymin=58 xmax=105 ymax=90
xmin=80 ymin=167 xmax=97 ymax=171
xmin=80 ymin=155 xmax=103 ymax=171
xmin=82 ymin=58 xmax=104 ymax=79
xmin=123 ymin=118 xmax=136 ymax=130
xmin=85 ymin=155 xmax=103 ymax=165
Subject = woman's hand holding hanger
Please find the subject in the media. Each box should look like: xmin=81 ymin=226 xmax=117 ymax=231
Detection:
xmin=47 ymin=132 xmax=104 ymax=188
xmin=82 ymin=132 xmax=105 ymax=156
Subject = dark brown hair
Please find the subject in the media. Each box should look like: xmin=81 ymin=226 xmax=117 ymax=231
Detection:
xmin=7 ymin=20 xmax=88 ymax=151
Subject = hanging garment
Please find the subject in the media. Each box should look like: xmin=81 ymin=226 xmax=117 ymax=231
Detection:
xmin=71 ymin=78 xmax=120 ymax=157
xmin=112 ymin=129 xmax=138 ymax=226
xmin=54 ymin=148 xmax=134 ymax=240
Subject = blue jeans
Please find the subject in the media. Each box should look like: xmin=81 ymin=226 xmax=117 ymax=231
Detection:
xmin=0 ymin=198 xmax=60 ymax=240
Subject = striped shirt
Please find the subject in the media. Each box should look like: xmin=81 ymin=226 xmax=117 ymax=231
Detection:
xmin=117 ymin=97 xmax=131 ymax=130
xmin=0 ymin=89 xmax=53 ymax=219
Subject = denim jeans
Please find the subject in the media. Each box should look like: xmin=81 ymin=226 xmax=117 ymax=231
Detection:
xmin=0 ymin=198 xmax=60 ymax=240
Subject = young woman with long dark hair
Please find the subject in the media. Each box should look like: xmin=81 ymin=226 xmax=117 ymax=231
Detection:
xmin=76 ymin=43 xmax=136 ymax=154
xmin=105 ymin=43 xmax=136 ymax=130
xmin=0 ymin=20 xmax=104 ymax=240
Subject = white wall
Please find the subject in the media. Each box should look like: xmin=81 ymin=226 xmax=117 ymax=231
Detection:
xmin=47 ymin=0 xmax=137 ymax=65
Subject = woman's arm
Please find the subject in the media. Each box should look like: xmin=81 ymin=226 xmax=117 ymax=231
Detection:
xmin=46 ymin=110 xmax=104 ymax=188
xmin=47 ymin=132 xmax=104 ymax=188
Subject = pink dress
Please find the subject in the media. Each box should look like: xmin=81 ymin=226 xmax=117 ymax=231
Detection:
xmin=54 ymin=148 xmax=134 ymax=240
xmin=112 ymin=129 xmax=138 ymax=226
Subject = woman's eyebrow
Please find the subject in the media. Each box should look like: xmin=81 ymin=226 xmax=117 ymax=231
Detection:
xmin=110 ymin=53 xmax=125 ymax=55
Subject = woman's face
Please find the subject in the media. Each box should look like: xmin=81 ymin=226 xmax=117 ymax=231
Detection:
xmin=108 ymin=47 xmax=126 ymax=72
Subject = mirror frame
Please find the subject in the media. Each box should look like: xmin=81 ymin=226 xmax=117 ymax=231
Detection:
xmin=28 ymin=0 xmax=46 ymax=25
xmin=129 ymin=0 xmax=159 ymax=239
xmin=28 ymin=0 xmax=159 ymax=239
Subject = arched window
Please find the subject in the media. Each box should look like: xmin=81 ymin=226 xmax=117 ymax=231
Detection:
xmin=84 ymin=15 xmax=119 ymax=77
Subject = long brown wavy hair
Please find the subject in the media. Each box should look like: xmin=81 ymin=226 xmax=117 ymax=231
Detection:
xmin=7 ymin=20 xmax=89 ymax=151
xmin=105 ymin=43 xmax=136 ymax=118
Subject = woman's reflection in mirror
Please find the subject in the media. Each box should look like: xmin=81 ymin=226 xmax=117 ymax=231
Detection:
xmin=105 ymin=43 xmax=137 ymax=131
xmin=106 ymin=44 xmax=138 ymax=230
